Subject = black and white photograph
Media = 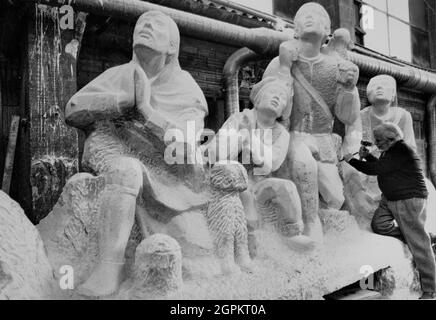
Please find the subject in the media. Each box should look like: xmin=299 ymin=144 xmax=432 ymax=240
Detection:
xmin=1 ymin=0 xmax=436 ymax=308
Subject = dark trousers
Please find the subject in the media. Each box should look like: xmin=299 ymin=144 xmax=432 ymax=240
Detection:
xmin=371 ymin=195 xmax=436 ymax=293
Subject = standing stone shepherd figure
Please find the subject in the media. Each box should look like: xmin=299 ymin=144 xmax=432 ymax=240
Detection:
xmin=263 ymin=2 xmax=360 ymax=243
xmin=64 ymin=11 xmax=208 ymax=296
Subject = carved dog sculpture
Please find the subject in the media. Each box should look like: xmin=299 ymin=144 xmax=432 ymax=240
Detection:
xmin=207 ymin=162 xmax=251 ymax=274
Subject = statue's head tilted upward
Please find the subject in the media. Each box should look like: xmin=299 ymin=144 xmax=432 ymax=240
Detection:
xmin=133 ymin=11 xmax=180 ymax=61
xmin=294 ymin=2 xmax=331 ymax=43
xmin=367 ymin=75 xmax=398 ymax=108
xmin=250 ymin=75 xmax=294 ymax=121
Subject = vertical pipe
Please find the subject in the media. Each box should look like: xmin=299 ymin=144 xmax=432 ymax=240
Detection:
xmin=427 ymin=95 xmax=436 ymax=186
xmin=223 ymin=47 xmax=259 ymax=116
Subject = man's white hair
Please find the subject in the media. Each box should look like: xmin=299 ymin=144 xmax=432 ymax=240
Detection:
xmin=373 ymin=122 xmax=404 ymax=141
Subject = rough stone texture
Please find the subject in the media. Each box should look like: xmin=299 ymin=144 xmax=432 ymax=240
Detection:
xmin=0 ymin=191 xmax=54 ymax=299
xmin=38 ymin=178 xmax=419 ymax=300
xmin=38 ymin=172 xmax=145 ymax=287
xmin=254 ymin=178 xmax=304 ymax=238
xmin=128 ymin=234 xmax=182 ymax=299
xmin=207 ymin=163 xmax=251 ymax=274
xmin=177 ymin=210 xmax=417 ymax=300
xmin=135 ymin=202 xmax=220 ymax=280
xmin=31 ymin=156 xmax=78 ymax=223
xmin=38 ymin=173 xmax=105 ymax=286
xmin=319 ymin=208 xmax=361 ymax=235
xmin=38 ymin=171 xmax=219 ymax=288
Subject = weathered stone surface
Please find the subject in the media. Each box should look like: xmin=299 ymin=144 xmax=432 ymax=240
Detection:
xmin=0 ymin=191 xmax=54 ymax=299
xmin=264 ymin=4 xmax=361 ymax=243
xmin=60 ymin=10 xmax=210 ymax=296
xmin=37 ymin=173 xmax=106 ymax=286
xmin=37 ymin=173 xmax=420 ymax=299
xmin=207 ymin=163 xmax=251 ymax=274
xmin=38 ymin=171 xmax=218 ymax=289
xmin=319 ymin=208 xmax=360 ymax=235
xmin=31 ymin=156 xmax=78 ymax=223
xmin=128 ymin=234 xmax=183 ymax=299
xmin=178 ymin=225 xmax=417 ymax=299
xmin=135 ymin=201 xmax=220 ymax=279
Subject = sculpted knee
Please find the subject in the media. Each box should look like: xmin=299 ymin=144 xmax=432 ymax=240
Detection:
xmin=293 ymin=142 xmax=317 ymax=171
xmin=105 ymin=158 xmax=143 ymax=192
xmin=288 ymin=142 xmax=318 ymax=182
xmin=280 ymin=180 xmax=303 ymax=220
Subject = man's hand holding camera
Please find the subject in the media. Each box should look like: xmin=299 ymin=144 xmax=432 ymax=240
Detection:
xmin=343 ymin=141 xmax=372 ymax=162
xmin=358 ymin=145 xmax=371 ymax=159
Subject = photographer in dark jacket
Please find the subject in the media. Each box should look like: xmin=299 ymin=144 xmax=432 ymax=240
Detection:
xmin=344 ymin=122 xmax=436 ymax=299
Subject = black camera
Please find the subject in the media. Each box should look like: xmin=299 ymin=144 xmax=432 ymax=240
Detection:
xmin=361 ymin=140 xmax=373 ymax=147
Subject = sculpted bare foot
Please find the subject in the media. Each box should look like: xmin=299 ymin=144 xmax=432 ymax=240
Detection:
xmin=220 ymin=256 xmax=241 ymax=275
xmin=76 ymin=261 xmax=124 ymax=297
xmin=304 ymin=218 xmax=324 ymax=245
xmin=236 ymin=253 xmax=253 ymax=273
xmin=284 ymin=234 xmax=316 ymax=252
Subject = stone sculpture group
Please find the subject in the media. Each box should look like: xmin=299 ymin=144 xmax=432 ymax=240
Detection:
xmin=1 ymin=2 xmax=431 ymax=300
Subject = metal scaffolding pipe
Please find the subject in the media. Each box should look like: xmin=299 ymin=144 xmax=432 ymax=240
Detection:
xmin=143 ymin=0 xmax=270 ymax=29
xmin=29 ymin=0 xmax=436 ymax=94
xmin=29 ymin=0 xmax=289 ymax=55
xmin=349 ymin=51 xmax=436 ymax=93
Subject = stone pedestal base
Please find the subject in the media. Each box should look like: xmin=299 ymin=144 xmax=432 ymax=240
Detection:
xmin=34 ymin=173 xmax=418 ymax=299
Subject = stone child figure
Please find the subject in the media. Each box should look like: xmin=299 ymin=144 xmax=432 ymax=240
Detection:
xmin=360 ymin=75 xmax=415 ymax=204
xmin=64 ymin=11 xmax=208 ymax=296
xmin=344 ymin=75 xmax=436 ymax=233
xmin=363 ymin=75 xmax=416 ymax=152
xmin=207 ymin=162 xmax=251 ymax=274
xmin=263 ymin=2 xmax=360 ymax=243
xmin=344 ymin=75 xmax=414 ymax=208
xmin=207 ymin=68 xmax=312 ymax=248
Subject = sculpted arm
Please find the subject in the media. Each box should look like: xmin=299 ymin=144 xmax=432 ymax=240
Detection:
xmin=348 ymin=150 xmax=405 ymax=176
xmin=65 ymin=63 xmax=167 ymax=130
xmin=263 ymin=57 xmax=281 ymax=79
xmin=65 ymin=65 xmax=135 ymax=129
xmin=342 ymin=116 xmax=363 ymax=155
xmin=263 ymin=41 xmax=297 ymax=123
xmin=264 ymin=40 xmax=298 ymax=79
